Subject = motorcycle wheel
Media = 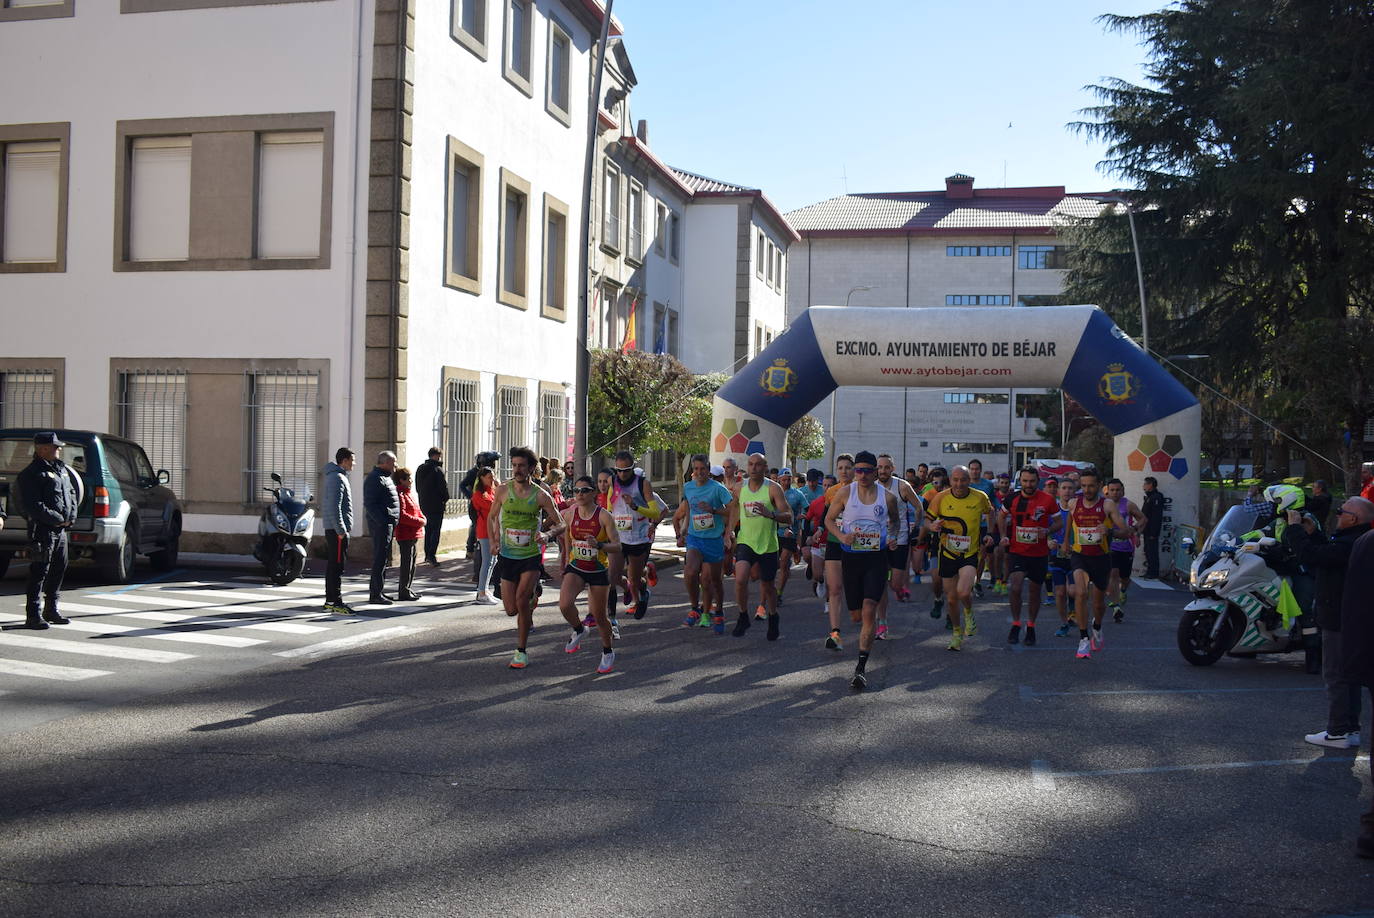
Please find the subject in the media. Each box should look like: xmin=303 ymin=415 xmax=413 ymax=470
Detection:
xmin=270 ymin=552 xmax=304 ymax=586
xmin=1177 ymin=610 xmax=1234 ymax=666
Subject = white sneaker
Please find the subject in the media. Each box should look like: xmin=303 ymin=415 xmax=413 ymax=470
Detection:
xmin=1090 ymin=627 xmax=1104 ymax=651
xmin=597 ymin=650 xmax=615 ymax=674
xmin=474 ymin=593 xmax=498 ymax=605
xmin=1305 ymin=730 xmax=1360 ymax=749
xmin=1076 ymin=637 xmax=1091 ymax=659
xmin=565 ymin=629 xmax=584 ymax=654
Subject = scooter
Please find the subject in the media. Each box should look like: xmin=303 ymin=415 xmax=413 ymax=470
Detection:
xmin=253 ymin=473 xmax=315 ymax=585
xmin=1177 ymin=499 xmax=1313 ymax=667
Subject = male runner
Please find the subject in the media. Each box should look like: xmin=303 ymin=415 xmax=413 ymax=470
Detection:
xmin=606 ymin=450 xmax=661 ymax=621
xmin=920 ymin=467 xmax=949 ymax=617
xmin=1066 ymin=468 xmax=1130 ymax=658
xmin=674 ymin=454 xmax=733 ymax=634
xmin=775 ymin=468 xmax=812 ymax=604
xmin=925 ymin=465 xmax=997 ymax=650
xmin=1046 ymin=477 xmax=1077 ymax=637
xmin=967 ymin=458 xmax=997 ymax=597
xmin=1002 ymin=467 xmax=1061 ymax=646
xmin=558 ymin=476 xmax=622 ymax=673
xmin=725 ymin=453 xmax=791 ymax=640
xmin=826 ymin=450 xmax=902 ymax=690
xmin=1104 ymin=477 xmax=1148 ymax=623
xmin=821 ymin=454 xmax=855 ymax=650
xmin=488 ymin=446 xmax=566 ymax=669
xmin=991 ymin=473 xmax=1013 ymax=593
xmin=875 ymin=453 xmax=924 ymax=639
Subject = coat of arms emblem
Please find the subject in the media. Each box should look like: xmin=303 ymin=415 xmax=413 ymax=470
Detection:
xmin=1097 ymin=363 xmax=1139 ymax=404
xmin=761 ymin=358 xmax=797 ymax=397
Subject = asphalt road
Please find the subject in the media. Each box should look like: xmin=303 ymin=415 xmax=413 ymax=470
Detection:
xmin=2 ymin=558 xmax=1373 ymax=917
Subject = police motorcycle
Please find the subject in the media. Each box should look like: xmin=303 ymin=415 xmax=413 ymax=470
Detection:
xmin=1177 ymin=484 xmax=1318 ymax=668
xmin=253 ymin=473 xmax=315 ymax=585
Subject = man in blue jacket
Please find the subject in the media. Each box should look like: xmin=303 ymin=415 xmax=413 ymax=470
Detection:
xmin=363 ymin=450 xmax=399 ymax=604
xmin=17 ymin=432 xmax=83 ymax=629
xmin=321 ymin=447 xmax=355 ymax=614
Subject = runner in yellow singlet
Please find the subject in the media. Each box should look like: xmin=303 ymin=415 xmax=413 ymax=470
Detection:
xmin=923 ymin=465 xmax=998 ymax=650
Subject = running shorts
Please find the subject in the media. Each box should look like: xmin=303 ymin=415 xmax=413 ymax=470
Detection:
xmin=621 ymin=541 xmax=652 ymax=559
xmin=842 ymin=550 xmax=889 ymax=609
xmin=1070 ymin=552 xmax=1112 ymax=592
xmin=499 ymin=555 xmax=542 ymax=579
xmin=1111 ymin=549 xmax=1135 ymax=578
xmin=564 ymin=565 xmax=609 ymax=587
xmin=938 ymin=554 xmax=978 ymax=579
xmin=1049 ymin=559 xmax=1072 ymax=588
xmin=1009 ymin=554 xmax=1048 ymax=583
xmin=735 ymin=543 xmax=779 ymax=581
xmin=824 ymin=540 xmax=844 ymax=562
xmin=778 ymin=536 xmax=799 ymax=554
xmin=887 ymin=545 xmax=907 ymax=570
xmin=685 ymin=533 xmax=725 ymax=565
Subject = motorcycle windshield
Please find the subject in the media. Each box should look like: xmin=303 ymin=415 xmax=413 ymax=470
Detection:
xmin=278 ymin=490 xmax=308 ymax=516
xmin=1197 ymin=502 xmax=1275 ymax=570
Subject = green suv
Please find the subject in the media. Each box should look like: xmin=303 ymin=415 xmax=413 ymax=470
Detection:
xmin=0 ymin=429 xmax=182 ymax=583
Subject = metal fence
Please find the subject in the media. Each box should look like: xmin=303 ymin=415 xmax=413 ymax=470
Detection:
xmin=244 ymin=370 xmax=320 ymax=500
xmin=440 ymin=377 xmax=479 ymax=516
xmin=118 ymin=370 xmax=188 ymax=491
xmin=538 ymin=389 xmax=566 ymax=463
xmin=0 ymin=370 xmax=56 ymax=428
xmin=495 ymin=385 xmax=527 ymax=479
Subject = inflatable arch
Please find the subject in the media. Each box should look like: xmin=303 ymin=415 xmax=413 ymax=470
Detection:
xmin=710 ymin=305 xmax=1200 ymax=551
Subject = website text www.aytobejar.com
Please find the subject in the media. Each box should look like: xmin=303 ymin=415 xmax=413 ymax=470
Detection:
xmin=878 ymin=366 xmax=1013 ymax=377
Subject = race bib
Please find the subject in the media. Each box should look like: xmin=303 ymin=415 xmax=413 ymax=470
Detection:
xmin=506 ymin=527 xmax=532 ymax=547
xmin=573 ymin=540 xmax=598 ymax=561
xmin=1016 ymin=527 xmax=1046 ymax=545
xmin=692 ymin=512 xmax=715 ymax=532
xmin=745 ymin=501 xmax=766 ymax=517
xmin=944 ymin=533 xmax=971 ymax=553
xmin=613 ymin=512 xmax=633 ymax=532
xmin=1078 ymin=526 xmax=1104 ymax=546
xmin=853 ymin=529 xmax=881 ymax=552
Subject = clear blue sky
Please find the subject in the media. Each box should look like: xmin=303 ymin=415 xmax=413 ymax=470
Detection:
xmin=615 ymin=0 xmax=1162 ymax=213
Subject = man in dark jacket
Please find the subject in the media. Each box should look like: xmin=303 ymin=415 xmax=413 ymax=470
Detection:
xmin=1140 ymin=477 xmax=1166 ymax=579
xmin=16 ymin=432 xmax=83 ymax=629
xmin=1299 ymin=497 xmax=1374 ymax=749
xmin=362 ymin=451 xmax=399 ymax=605
xmin=1339 ymin=523 xmax=1374 ymax=857
xmin=414 ymin=447 xmax=450 ymax=566
xmin=460 ymin=450 xmax=501 ymax=581
xmin=1308 ymin=480 xmax=1333 ymax=532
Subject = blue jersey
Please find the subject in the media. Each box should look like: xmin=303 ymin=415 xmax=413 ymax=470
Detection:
xmin=970 ymin=479 xmax=996 ymax=528
xmin=782 ymin=486 xmax=810 ymax=537
xmin=682 ymin=479 xmax=732 ymax=540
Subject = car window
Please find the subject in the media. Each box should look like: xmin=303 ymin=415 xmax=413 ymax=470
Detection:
xmin=103 ymin=442 xmax=137 ymax=487
xmin=130 ymin=445 xmax=156 ymax=482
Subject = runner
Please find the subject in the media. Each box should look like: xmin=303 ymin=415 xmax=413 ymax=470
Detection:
xmin=919 ymin=466 xmax=949 ymax=617
xmin=674 ymin=454 xmax=732 ymax=634
xmin=1046 ymin=478 xmax=1077 ymax=637
xmin=1066 ymin=468 xmax=1130 ymax=659
xmin=825 ymin=450 xmax=902 ymax=690
xmin=991 ymin=473 xmax=1013 ymax=593
xmin=966 ymin=458 xmax=997 ymax=597
xmin=724 ymin=453 xmax=791 ymax=640
xmin=822 ymin=454 xmax=855 ymax=650
xmin=1001 ymin=467 xmax=1060 ymax=646
xmin=607 ymin=450 xmax=661 ymax=622
xmin=1104 ymin=477 xmax=1148 ymax=623
xmin=487 ymin=446 xmax=566 ymax=670
xmin=720 ymin=457 xmax=740 ymax=574
xmin=557 ymin=476 xmax=622 ymax=674
xmin=875 ymin=453 xmax=924 ymax=640
xmin=924 ymin=465 xmax=997 ymax=650
xmin=775 ymin=468 xmax=812 ymax=605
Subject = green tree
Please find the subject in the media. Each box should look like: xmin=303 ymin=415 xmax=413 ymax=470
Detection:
xmin=587 ymin=349 xmax=697 ymax=459
xmin=787 ymin=415 xmax=825 ymax=465
xmin=661 ymin=372 xmax=729 ymax=458
xmin=1067 ymin=0 xmax=1374 ymax=490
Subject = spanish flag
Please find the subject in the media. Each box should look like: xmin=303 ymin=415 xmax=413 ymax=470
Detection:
xmin=620 ymin=297 xmax=638 ymax=353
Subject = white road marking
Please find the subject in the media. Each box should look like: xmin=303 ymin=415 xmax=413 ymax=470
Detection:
xmin=1031 ymin=754 xmax=1368 ymax=790
xmin=275 ymin=625 xmax=425 ymax=659
xmin=0 ymin=658 xmax=111 ymax=681
xmin=57 ymin=620 xmax=266 ymax=648
xmin=1130 ymin=578 xmax=1176 ymax=591
xmin=1020 ymin=684 xmax=1323 ymax=699
xmin=96 ymin=610 xmax=326 ymax=634
xmin=0 ymin=633 xmax=194 ymax=664
xmin=95 ymin=593 xmax=214 ymax=608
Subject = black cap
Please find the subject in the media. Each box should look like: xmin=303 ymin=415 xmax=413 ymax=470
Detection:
xmin=33 ymin=432 xmax=64 ymax=447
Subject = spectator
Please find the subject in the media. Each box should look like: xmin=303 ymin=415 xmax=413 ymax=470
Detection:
xmin=1339 ymin=524 xmax=1374 ymax=858
xmin=1141 ymin=476 xmax=1166 ymax=579
xmin=363 ymin=450 xmax=400 ymax=605
xmin=1308 ymin=480 xmax=1333 ymax=531
xmin=1362 ymin=463 xmax=1374 ymax=503
xmin=546 ymin=468 xmax=568 ymax=510
xmin=414 ymin=447 xmax=450 ymax=566
xmin=392 ymin=466 xmax=426 ymax=601
xmin=470 ymin=467 xmax=498 ymax=604
xmin=321 ymin=447 xmax=355 ymax=615
xmin=16 ymin=432 xmax=83 ymax=630
xmin=1298 ymin=496 xmax=1374 ymax=750
xmin=561 ymin=461 xmax=576 ymax=499
xmin=460 ymin=450 xmax=501 ymax=582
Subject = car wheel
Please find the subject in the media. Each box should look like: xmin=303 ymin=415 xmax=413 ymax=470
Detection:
xmin=101 ymin=526 xmax=138 ymax=584
xmin=151 ymin=516 xmax=181 ymax=572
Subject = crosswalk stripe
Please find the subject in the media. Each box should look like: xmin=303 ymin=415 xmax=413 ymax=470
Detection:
xmin=274 ymin=625 xmax=425 ymax=659
xmin=96 ymin=593 xmax=214 ymax=608
xmin=0 ymin=633 xmax=194 ymax=663
xmin=0 ymin=658 xmax=111 ymax=681
xmin=153 ymin=588 xmax=308 ymax=603
xmin=57 ymin=620 xmax=266 ymax=648
xmin=102 ymin=610 xmax=325 ymax=634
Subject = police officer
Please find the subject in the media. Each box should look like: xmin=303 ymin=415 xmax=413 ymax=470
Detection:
xmin=17 ymin=432 xmax=83 ymax=629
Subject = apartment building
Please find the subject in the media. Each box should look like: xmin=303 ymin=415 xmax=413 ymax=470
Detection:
xmin=0 ymin=0 xmax=613 ymax=555
xmin=785 ymin=173 xmax=1107 ymax=473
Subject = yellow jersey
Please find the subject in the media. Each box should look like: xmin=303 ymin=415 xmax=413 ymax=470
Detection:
xmin=929 ymin=488 xmax=992 ymax=559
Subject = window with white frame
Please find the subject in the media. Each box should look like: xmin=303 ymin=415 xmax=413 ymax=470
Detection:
xmin=654 ymin=200 xmax=667 ymax=255
xmin=669 ymin=211 xmax=680 ymax=262
xmin=0 ymin=370 xmax=56 ymax=427
xmin=498 ymin=168 xmax=530 ymax=308
xmin=2 ymin=132 xmax=65 ymax=268
xmin=539 ymin=389 xmax=566 ymax=463
xmin=755 ymin=230 xmax=765 ymax=279
xmin=602 ymin=161 xmax=621 ymax=252
xmin=246 ymin=370 xmax=319 ymax=498
xmin=765 ymin=239 xmax=775 ymax=286
xmin=451 ymin=0 xmax=487 ymax=58
xmin=257 ymin=132 xmax=323 ymax=259
xmin=546 ymin=19 xmax=572 ymax=124
xmin=775 ymin=248 xmax=784 ymax=291
xmin=440 ymin=375 xmax=480 ymax=514
xmin=627 ymin=181 xmax=644 ymax=262
xmin=542 ymin=194 xmax=568 ymax=319
xmin=495 ymin=383 xmax=528 ymax=478
xmin=503 ymin=0 xmax=533 ymax=94
xmin=118 ymin=370 xmax=188 ymax=490
xmin=445 ymin=136 xmax=483 ymax=294
xmin=129 ymin=136 xmax=192 ymax=262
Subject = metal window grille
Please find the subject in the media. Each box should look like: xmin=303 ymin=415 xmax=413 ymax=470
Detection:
xmin=495 ymin=384 xmax=527 ymax=479
xmin=245 ymin=370 xmax=319 ymax=499
xmin=118 ymin=370 xmax=187 ymax=491
xmin=0 ymin=370 xmax=56 ymax=427
xmin=1364 ymin=418 xmax=1374 ymax=442
xmin=441 ymin=377 xmax=480 ymax=516
xmin=539 ymin=390 xmax=566 ymax=462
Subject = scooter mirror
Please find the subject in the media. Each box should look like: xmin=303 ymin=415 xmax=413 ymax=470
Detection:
xmin=271 ymin=472 xmax=283 ymax=484
xmin=1182 ymin=537 xmax=1195 ymax=555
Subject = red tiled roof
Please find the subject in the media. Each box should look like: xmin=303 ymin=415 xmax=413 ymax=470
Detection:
xmin=669 ymin=167 xmax=801 ymax=242
xmin=786 ymin=188 xmax=1112 ymax=235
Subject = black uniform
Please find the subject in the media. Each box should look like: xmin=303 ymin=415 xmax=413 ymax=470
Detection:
xmin=17 ymin=456 xmax=81 ymax=624
xmin=415 ymin=458 xmax=450 ymax=563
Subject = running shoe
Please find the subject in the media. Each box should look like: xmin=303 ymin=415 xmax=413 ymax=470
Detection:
xmin=1024 ymin=625 xmax=1037 ymax=646
xmin=766 ymin=614 xmax=780 ymax=641
xmin=610 ymin=619 xmax=621 ymax=640
xmin=597 ymin=650 xmax=615 ymax=674
xmin=323 ymin=601 xmax=357 ymax=615
xmin=974 ymin=581 xmax=985 ymax=598
xmin=509 ymin=650 xmax=529 ymax=669
xmin=1054 ymin=623 xmax=1073 ymax=638
xmin=684 ymin=608 xmax=702 ymax=628
xmin=1076 ymin=637 xmax=1091 ymax=659
xmin=712 ymin=615 xmax=726 ymax=635
xmin=699 ymin=610 xmax=714 ymax=628
xmin=825 ymin=629 xmax=842 ymax=651
xmin=565 ymin=630 xmax=584 ymax=654
xmin=850 ymin=670 xmax=868 ymax=691
xmin=1091 ymin=627 xmax=1104 ymax=651
xmin=913 ymin=573 xmax=922 ymax=586
xmin=948 ymin=630 xmax=964 ymax=652
xmin=814 ymin=582 xmax=825 ymax=600
xmin=1007 ymin=624 xmax=1021 ymax=644
xmin=622 ymin=589 xmax=633 ymax=608
xmin=732 ymin=612 xmax=751 ymax=637
xmin=875 ymin=622 xmax=888 ymax=641
xmin=963 ymin=610 xmax=978 ymax=637
xmin=583 ymin=612 xmax=596 ymax=627
xmin=931 ymin=596 xmax=945 ymax=619
xmin=994 ymin=581 xmax=1006 ymax=594
xmin=896 ymin=588 xmax=910 ymax=603
xmin=474 ymin=593 xmax=498 ymax=605
xmin=634 ymin=588 xmax=651 ymax=620
xmin=755 ymin=604 xmax=767 ymax=621
xmin=1112 ymin=604 xmax=1125 ymax=624
xmin=646 ymin=561 xmax=658 ymax=587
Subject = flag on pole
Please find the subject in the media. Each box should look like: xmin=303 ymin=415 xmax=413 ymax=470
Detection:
xmin=620 ymin=296 xmax=638 ymax=353
xmin=653 ymin=307 xmax=667 ymax=355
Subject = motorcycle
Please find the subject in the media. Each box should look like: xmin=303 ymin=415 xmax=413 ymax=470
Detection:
xmin=253 ymin=473 xmax=315 ymax=585
xmin=1177 ymin=499 xmax=1315 ymax=667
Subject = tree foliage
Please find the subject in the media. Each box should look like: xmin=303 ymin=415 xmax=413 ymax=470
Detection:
xmin=1065 ymin=0 xmax=1374 ymax=489
xmin=587 ymin=349 xmax=698 ymax=458
xmin=787 ymin=415 xmax=825 ymax=463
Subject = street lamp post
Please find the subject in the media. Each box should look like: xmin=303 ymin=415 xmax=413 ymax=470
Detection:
xmin=829 ymin=285 xmax=876 ymax=467
xmin=1087 ymin=192 xmax=1149 ymax=354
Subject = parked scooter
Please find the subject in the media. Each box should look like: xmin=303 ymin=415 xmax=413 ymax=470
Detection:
xmin=253 ymin=473 xmax=315 ymax=585
xmin=1177 ymin=497 xmax=1316 ymax=668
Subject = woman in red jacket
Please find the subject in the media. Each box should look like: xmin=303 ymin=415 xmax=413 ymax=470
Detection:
xmin=470 ymin=467 xmax=498 ymax=604
xmin=393 ymin=467 xmax=427 ymax=601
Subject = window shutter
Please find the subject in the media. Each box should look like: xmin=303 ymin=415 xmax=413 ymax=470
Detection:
xmin=257 ymin=132 xmax=324 ymax=259
xmin=3 ymin=141 xmax=60 ymax=264
xmin=249 ymin=372 xmax=319 ymax=497
xmin=120 ymin=372 xmax=187 ymax=492
xmin=0 ymin=371 xmax=55 ymax=427
xmin=130 ymin=137 xmax=191 ymax=262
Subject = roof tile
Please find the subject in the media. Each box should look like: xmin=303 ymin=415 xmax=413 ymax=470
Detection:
xmin=786 ymin=191 xmax=1109 ymax=233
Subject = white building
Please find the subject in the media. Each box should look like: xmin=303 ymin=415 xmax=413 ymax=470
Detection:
xmin=0 ymin=0 xmax=614 ymax=556
xmin=785 ymin=174 xmax=1107 ymax=475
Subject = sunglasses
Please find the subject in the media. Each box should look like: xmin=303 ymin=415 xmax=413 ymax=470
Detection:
xmin=573 ymin=487 xmax=595 ymax=494
xmin=853 ymin=466 xmax=876 ymax=474
xmin=614 ymin=467 xmax=635 ymax=474
xmin=1337 ymin=507 xmax=1356 ymax=517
